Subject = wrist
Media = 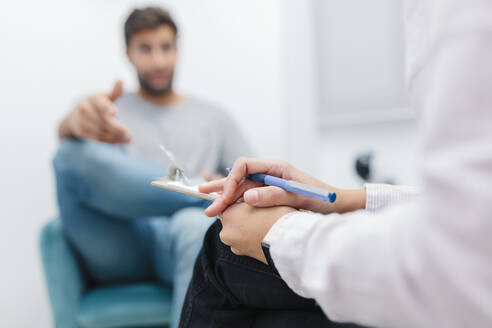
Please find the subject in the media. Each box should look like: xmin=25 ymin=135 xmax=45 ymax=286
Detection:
xmin=58 ymin=117 xmax=72 ymax=139
xmin=58 ymin=111 xmax=77 ymax=139
xmin=333 ymin=188 xmax=366 ymax=214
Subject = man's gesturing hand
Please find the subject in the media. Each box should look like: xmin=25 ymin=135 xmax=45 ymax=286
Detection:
xmin=60 ymin=80 xmax=132 ymax=144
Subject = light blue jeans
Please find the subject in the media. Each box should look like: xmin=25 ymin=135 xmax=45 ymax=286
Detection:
xmin=53 ymin=139 xmax=214 ymax=328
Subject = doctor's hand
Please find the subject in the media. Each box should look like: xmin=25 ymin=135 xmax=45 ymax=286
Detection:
xmin=199 ymin=157 xmax=366 ymax=217
xmin=59 ymin=80 xmax=132 ymax=144
xmin=219 ymin=202 xmax=296 ymax=264
xmin=200 ymin=172 xmax=225 ymax=182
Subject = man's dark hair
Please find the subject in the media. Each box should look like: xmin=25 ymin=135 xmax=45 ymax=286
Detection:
xmin=124 ymin=7 xmax=178 ymax=46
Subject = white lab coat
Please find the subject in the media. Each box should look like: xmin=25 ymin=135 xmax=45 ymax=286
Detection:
xmin=264 ymin=0 xmax=492 ymax=326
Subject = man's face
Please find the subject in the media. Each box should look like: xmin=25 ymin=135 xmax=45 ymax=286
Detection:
xmin=127 ymin=25 xmax=177 ymax=95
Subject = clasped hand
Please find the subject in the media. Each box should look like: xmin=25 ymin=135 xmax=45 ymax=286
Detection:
xmin=198 ymin=158 xmax=364 ymax=264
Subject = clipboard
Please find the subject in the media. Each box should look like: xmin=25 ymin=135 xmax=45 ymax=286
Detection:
xmin=151 ymin=180 xmax=219 ymax=201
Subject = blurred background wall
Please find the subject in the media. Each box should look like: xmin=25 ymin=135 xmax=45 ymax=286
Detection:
xmin=0 ymin=0 xmax=417 ymax=326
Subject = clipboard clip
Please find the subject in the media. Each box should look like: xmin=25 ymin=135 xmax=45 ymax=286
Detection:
xmin=159 ymin=144 xmax=192 ymax=185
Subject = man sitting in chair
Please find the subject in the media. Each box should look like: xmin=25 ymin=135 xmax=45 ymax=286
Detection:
xmin=52 ymin=7 xmax=251 ymax=328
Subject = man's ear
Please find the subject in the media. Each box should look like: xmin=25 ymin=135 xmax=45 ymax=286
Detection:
xmin=126 ymin=47 xmax=135 ymax=65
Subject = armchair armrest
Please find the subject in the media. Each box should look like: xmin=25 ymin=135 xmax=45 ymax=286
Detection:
xmin=40 ymin=219 xmax=87 ymax=328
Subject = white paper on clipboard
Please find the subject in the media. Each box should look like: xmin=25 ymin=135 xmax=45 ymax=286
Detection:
xmin=151 ymin=180 xmax=219 ymax=201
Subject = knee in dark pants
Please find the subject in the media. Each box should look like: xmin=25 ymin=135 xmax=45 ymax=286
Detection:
xmin=179 ymin=220 xmax=337 ymax=328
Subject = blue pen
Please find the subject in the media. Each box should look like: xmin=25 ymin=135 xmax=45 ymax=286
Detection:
xmin=226 ymin=168 xmax=336 ymax=203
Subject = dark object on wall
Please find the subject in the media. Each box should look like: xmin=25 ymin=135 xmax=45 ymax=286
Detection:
xmin=355 ymin=152 xmax=372 ymax=181
xmin=355 ymin=151 xmax=395 ymax=185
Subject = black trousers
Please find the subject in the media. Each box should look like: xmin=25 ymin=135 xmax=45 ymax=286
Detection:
xmin=179 ymin=220 xmax=363 ymax=328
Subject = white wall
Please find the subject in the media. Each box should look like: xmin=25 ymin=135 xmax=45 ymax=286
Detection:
xmin=319 ymin=121 xmax=418 ymax=189
xmin=314 ymin=0 xmax=409 ymax=125
xmin=0 ymin=0 xmax=418 ymax=327
xmin=281 ymin=0 xmax=418 ymax=188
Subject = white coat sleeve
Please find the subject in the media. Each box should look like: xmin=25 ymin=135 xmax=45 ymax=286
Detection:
xmin=263 ymin=1 xmax=492 ymax=327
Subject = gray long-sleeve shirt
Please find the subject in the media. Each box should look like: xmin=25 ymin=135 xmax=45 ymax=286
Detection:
xmin=115 ymin=93 xmax=252 ymax=177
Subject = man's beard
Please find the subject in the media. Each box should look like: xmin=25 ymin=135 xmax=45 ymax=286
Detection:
xmin=138 ymin=72 xmax=174 ymax=96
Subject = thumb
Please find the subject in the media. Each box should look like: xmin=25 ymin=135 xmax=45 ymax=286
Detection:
xmin=244 ymin=186 xmax=299 ymax=208
xmin=108 ymin=80 xmax=123 ymax=101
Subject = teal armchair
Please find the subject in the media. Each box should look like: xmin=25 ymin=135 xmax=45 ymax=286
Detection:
xmin=40 ymin=219 xmax=172 ymax=328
